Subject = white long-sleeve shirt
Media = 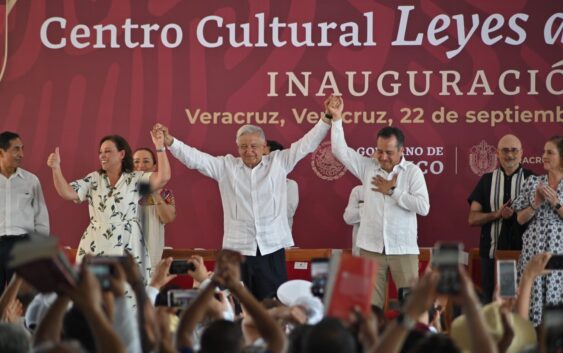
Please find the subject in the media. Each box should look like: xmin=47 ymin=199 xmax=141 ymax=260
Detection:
xmin=286 ymin=179 xmax=299 ymax=230
xmin=169 ymin=120 xmax=330 ymax=256
xmin=331 ymin=120 xmax=429 ymax=255
xmin=343 ymin=185 xmax=363 ymax=256
xmin=0 ymin=168 xmax=49 ymax=236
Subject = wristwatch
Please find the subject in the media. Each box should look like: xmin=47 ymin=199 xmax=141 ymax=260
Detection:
xmin=556 ymin=203 xmax=561 ymax=210
xmin=156 ymin=146 xmax=166 ymax=153
xmin=387 ymin=186 xmax=396 ymax=196
xmin=396 ymin=312 xmax=416 ymax=330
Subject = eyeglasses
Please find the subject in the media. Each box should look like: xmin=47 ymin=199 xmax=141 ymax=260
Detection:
xmin=499 ymin=148 xmax=521 ymax=155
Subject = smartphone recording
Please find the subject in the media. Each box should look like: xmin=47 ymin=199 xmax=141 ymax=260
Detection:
xmin=310 ymin=257 xmax=329 ymax=299
xmin=433 ymin=242 xmax=463 ymax=294
xmin=167 ymin=289 xmax=199 ymax=308
xmin=497 ymin=260 xmax=517 ymax=298
xmin=169 ymin=259 xmax=196 ymax=274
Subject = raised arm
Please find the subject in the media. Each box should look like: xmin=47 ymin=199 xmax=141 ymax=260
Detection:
xmin=33 ymin=295 xmax=71 ymax=347
xmin=157 ymin=123 xmax=225 ymax=180
xmin=329 ymin=96 xmax=370 ymax=180
xmin=148 ymin=125 xmax=171 ymax=191
xmin=215 ymin=250 xmax=286 ymax=353
xmin=515 ymin=252 xmax=551 ymax=319
xmin=47 ymin=147 xmax=79 ymax=201
xmin=152 ymin=190 xmax=176 ymax=224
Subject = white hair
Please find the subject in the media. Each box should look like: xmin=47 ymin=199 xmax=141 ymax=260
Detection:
xmin=235 ymin=125 xmax=265 ymax=145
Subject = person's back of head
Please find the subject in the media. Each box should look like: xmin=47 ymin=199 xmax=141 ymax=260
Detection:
xmin=63 ymin=306 xmax=95 ymax=353
xmin=266 ymin=140 xmax=284 ymax=152
xmin=287 ymin=324 xmax=312 ymax=353
xmin=302 ymin=317 xmax=356 ymax=353
xmin=0 ymin=323 xmax=32 ymax=353
xmin=200 ymin=319 xmax=243 ymax=353
xmin=408 ymin=333 xmax=461 ymax=353
xmin=399 ymin=329 xmax=428 ymax=353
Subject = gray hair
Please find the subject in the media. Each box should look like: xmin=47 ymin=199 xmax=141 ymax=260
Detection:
xmin=235 ymin=125 xmax=265 ymax=145
xmin=0 ymin=323 xmax=32 ymax=353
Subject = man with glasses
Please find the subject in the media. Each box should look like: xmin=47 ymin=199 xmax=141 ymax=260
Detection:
xmin=467 ymin=134 xmax=533 ymax=303
xmin=327 ymin=96 xmax=430 ymax=309
xmin=155 ymin=113 xmax=331 ymax=301
xmin=0 ymin=131 xmax=49 ymax=295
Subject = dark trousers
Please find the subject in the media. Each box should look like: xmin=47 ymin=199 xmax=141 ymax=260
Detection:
xmin=480 ymin=256 xmax=495 ymax=304
xmin=240 ymin=248 xmax=287 ymax=301
xmin=0 ymin=235 xmax=28 ymax=296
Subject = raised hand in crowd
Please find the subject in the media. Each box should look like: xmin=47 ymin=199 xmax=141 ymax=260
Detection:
xmin=213 ymin=249 xmax=286 ymax=353
xmin=0 ymin=275 xmax=23 ymax=323
xmin=149 ymin=257 xmax=177 ymax=290
xmin=515 ymin=252 xmax=552 ymax=319
xmin=61 ymin=260 xmax=126 ymax=353
xmin=120 ymin=252 xmax=159 ymax=353
xmin=187 ymin=255 xmax=211 ymax=287
xmin=349 ymin=306 xmax=379 ymax=353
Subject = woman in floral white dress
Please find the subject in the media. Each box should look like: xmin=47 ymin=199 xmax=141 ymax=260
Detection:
xmin=514 ymin=135 xmax=563 ymax=326
xmin=47 ymin=128 xmax=170 ymax=282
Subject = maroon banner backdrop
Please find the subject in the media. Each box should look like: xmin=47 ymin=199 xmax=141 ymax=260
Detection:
xmin=0 ymin=0 xmax=561 ymax=251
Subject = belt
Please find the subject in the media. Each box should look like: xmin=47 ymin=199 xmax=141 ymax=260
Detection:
xmin=0 ymin=234 xmax=28 ymax=241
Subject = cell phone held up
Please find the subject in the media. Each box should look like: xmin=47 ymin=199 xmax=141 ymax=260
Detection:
xmin=310 ymin=258 xmax=329 ymax=299
xmin=169 ymin=259 xmax=196 ymax=275
xmin=86 ymin=256 xmax=126 ymax=291
xmin=497 ymin=260 xmax=517 ymax=298
xmin=432 ymin=242 xmax=463 ymax=294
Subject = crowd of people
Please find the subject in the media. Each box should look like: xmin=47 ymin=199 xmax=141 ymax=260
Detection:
xmin=0 ymin=94 xmax=561 ymax=353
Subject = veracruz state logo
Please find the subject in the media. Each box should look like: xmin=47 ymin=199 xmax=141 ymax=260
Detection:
xmin=311 ymin=141 xmax=347 ymax=180
xmin=469 ymin=140 xmax=497 ymax=176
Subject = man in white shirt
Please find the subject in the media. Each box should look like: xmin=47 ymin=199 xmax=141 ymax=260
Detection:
xmin=265 ymin=140 xmax=299 ymax=231
xmin=0 ymin=131 xmax=50 ymax=294
xmin=156 ymin=116 xmax=331 ymax=300
xmin=327 ymin=96 xmax=430 ymax=309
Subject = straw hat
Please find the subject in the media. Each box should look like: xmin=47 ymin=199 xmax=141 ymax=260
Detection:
xmin=450 ymin=302 xmax=537 ymax=353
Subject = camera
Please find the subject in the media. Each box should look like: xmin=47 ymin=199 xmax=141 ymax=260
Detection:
xmin=497 ymin=260 xmax=517 ymax=298
xmin=432 ymin=242 xmax=463 ymax=294
xmin=167 ymin=289 xmax=199 ymax=308
xmin=310 ymin=258 xmax=329 ymax=299
xmin=169 ymin=259 xmax=196 ymax=274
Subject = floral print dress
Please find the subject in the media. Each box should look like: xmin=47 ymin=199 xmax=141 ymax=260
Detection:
xmin=513 ymin=174 xmax=563 ymax=326
xmin=71 ymin=171 xmax=152 ymax=281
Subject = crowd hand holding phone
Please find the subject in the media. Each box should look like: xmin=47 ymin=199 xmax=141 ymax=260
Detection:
xmin=204 ymin=291 xmax=232 ymax=321
xmin=61 ymin=257 xmax=104 ymax=310
xmin=149 ymin=257 xmax=177 ymax=290
xmin=400 ymin=270 xmax=440 ymax=323
xmin=187 ymin=255 xmax=211 ymax=284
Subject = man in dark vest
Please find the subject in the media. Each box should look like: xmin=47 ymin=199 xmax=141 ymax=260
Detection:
xmin=468 ymin=134 xmax=533 ymax=303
